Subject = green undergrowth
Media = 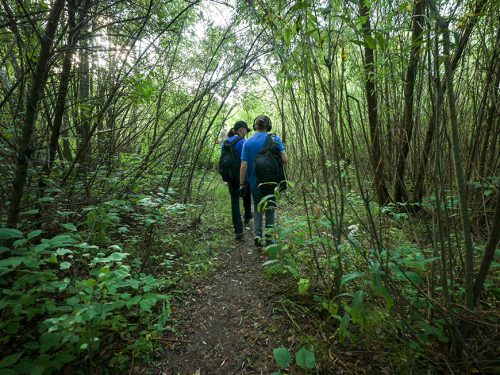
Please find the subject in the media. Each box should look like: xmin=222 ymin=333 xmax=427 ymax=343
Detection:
xmin=262 ymin=187 xmax=499 ymax=373
xmin=0 ymin=172 xmax=233 ymax=374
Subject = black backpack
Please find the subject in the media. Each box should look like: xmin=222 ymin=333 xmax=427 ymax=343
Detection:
xmin=219 ymin=136 xmax=243 ymax=184
xmin=254 ymin=134 xmax=286 ymax=193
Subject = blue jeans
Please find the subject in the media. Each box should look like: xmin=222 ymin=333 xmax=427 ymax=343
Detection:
xmin=252 ymin=191 xmax=275 ymax=239
xmin=228 ymin=183 xmax=252 ymax=235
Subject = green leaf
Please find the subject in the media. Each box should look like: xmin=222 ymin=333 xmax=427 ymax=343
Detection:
xmin=56 ymin=248 xmax=73 ymax=256
xmin=22 ymin=256 xmax=39 ymax=269
xmin=38 ymin=197 xmax=54 ymax=203
xmin=296 ymin=347 xmax=316 ymax=369
xmin=20 ymin=209 xmax=39 ymax=216
xmin=0 ymin=352 xmax=23 ymax=368
xmin=372 ymin=271 xmax=394 ymax=309
xmin=273 ymin=347 xmax=292 ymax=368
xmin=66 ymin=296 xmax=80 ymax=306
xmin=61 ymin=223 xmax=77 ymax=232
xmin=107 ymin=252 xmax=129 ymax=262
xmin=298 ymin=278 xmax=310 ymax=295
xmin=321 ymin=298 xmax=338 ymax=316
xmin=405 ymin=271 xmax=422 ymax=284
xmin=52 ymin=279 xmax=70 ymax=292
xmin=0 ymin=228 xmax=23 ymax=240
xmin=158 ymin=300 xmax=171 ymax=327
xmin=0 ymin=257 xmax=24 ymax=269
xmin=27 ymin=230 xmax=43 ymax=240
xmin=60 ymin=262 xmax=71 ymax=270
xmin=257 ymin=194 xmax=276 ymax=213
xmin=364 ymin=35 xmax=376 ymax=49
xmin=262 ymin=259 xmax=280 ymax=267
xmin=339 ymin=313 xmax=355 ymax=341
xmin=126 ymin=295 xmax=141 ymax=308
xmin=341 ymin=271 xmax=364 ymax=286
xmin=80 ymin=278 xmax=97 ymax=288
xmin=144 ymin=218 xmax=156 ymax=225
xmin=45 ymin=234 xmax=78 ymax=248
xmin=140 ymin=295 xmax=159 ymax=312
xmin=284 ymin=264 xmax=299 ymax=278
xmin=351 ymin=290 xmax=367 ymax=325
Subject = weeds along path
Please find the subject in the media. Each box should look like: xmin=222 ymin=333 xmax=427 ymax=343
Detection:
xmin=156 ymin=235 xmax=291 ymax=374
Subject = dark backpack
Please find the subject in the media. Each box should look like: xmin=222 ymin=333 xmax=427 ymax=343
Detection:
xmin=254 ymin=134 xmax=286 ymax=193
xmin=219 ymin=136 xmax=243 ymax=184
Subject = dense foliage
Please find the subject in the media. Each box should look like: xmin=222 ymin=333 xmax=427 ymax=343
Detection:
xmin=0 ymin=0 xmax=498 ymax=373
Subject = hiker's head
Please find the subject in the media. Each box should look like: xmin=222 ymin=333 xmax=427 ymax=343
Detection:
xmin=253 ymin=115 xmax=272 ymax=132
xmin=233 ymin=120 xmax=251 ymax=137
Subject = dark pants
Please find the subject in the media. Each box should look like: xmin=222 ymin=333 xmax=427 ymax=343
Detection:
xmin=228 ymin=182 xmax=252 ymax=235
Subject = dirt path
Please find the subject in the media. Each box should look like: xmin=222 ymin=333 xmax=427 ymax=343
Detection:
xmin=156 ymin=235 xmax=291 ymax=374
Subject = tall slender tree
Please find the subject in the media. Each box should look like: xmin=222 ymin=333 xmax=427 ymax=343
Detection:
xmin=359 ymin=1 xmax=390 ymax=205
xmin=7 ymin=0 xmax=66 ymax=227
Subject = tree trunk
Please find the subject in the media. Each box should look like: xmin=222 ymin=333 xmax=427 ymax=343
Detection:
xmin=473 ymin=190 xmax=500 ymax=305
xmin=478 ymin=28 xmax=500 ymax=179
xmin=46 ymin=0 xmax=91 ymax=173
xmin=77 ymin=28 xmax=92 ymax=169
xmin=359 ymin=2 xmax=390 ymax=205
xmin=442 ymin=22 xmax=475 ymax=310
xmin=394 ymin=0 xmax=425 ymax=203
xmin=413 ymin=0 xmax=488 ymax=202
xmin=7 ymin=0 xmax=65 ymax=228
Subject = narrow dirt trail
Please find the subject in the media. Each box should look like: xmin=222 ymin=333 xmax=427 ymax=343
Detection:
xmin=157 ymin=236 xmax=292 ymax=374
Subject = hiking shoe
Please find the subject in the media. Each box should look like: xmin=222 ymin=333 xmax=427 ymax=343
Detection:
xmin=254 ymin=237 xmax=263 ymax=247
xmin=236 ymin=233 xmax=244 ymax=241
xmin=244 ymin=213 xmax=254 ymax=224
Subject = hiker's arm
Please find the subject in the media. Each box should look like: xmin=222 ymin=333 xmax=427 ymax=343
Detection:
xmin=280 ymin=151 xmax=288 ymax=165
xmin=240 ymin=161 xmax=247 ymax=185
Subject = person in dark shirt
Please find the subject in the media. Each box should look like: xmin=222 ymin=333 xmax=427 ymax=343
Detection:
xmin=223 ymin=121 xmax=253 ymax=240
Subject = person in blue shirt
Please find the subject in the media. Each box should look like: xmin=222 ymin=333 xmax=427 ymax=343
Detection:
xmin=239 ymin=115 xmax=288 ymax=247
xmin=223 ymin=121 xmax=253 ymax=240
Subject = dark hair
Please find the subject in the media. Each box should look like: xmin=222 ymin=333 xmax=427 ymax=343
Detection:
xmin=253 ymin=115 xmax=272 ymax=131
xmin=227 ymin=129 xmax=235 ymax=137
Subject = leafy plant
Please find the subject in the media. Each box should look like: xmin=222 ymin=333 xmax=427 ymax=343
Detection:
xmin=0 ymin=228 xmax=170 ymax=373
xmin=273 ymin=347 xmax=292 ymax=368
xmin=295 ymin=346 xmax=316 ymax=369
xmin=273 ymin=346 xmax=316 ymax=371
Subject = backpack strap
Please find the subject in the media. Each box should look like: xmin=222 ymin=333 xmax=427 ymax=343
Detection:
xmin=258 ymin=134 xmax=275 ymax=155
xmin=224 ymin=136 xmax=242 ymax=148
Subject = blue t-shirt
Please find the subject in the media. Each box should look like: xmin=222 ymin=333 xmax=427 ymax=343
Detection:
xmin=221 ymin=135 xmax=245 ymax=159
xmin=241 ymin=132 xmax=285 ymax=194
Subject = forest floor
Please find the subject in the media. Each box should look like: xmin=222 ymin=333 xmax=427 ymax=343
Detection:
xmin=147 ymin=224 xmax=295 ymax=375
xmin=138 ymin=179 xmax=400 ymax=375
